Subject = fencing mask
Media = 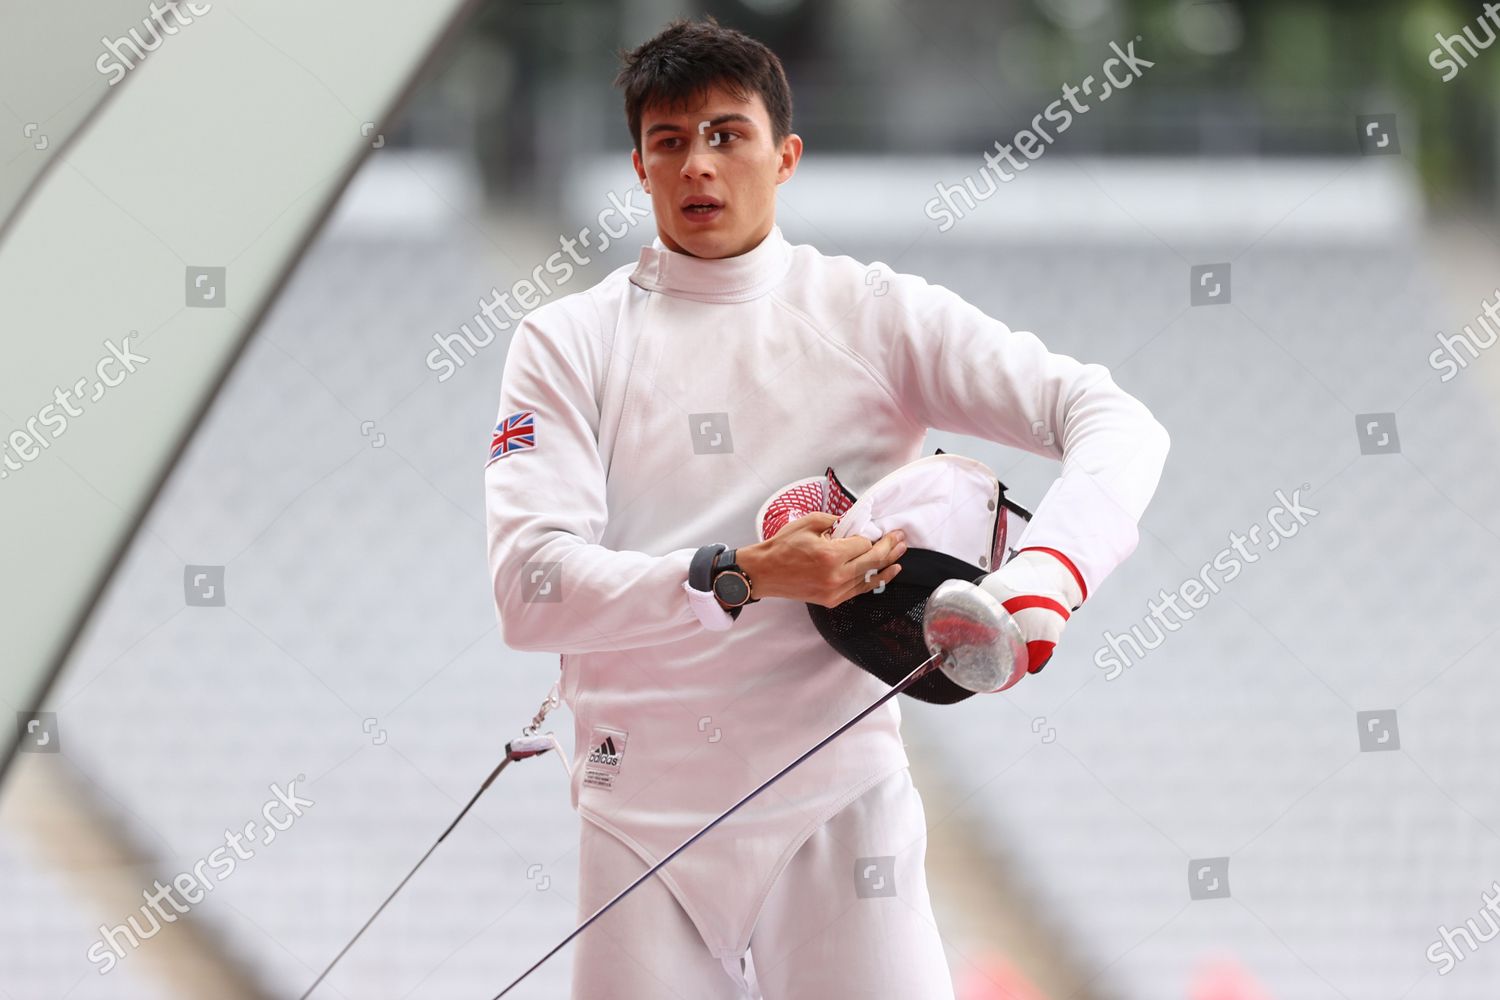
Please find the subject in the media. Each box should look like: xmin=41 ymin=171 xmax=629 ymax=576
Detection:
xmin=755 ymin=450 xmax=1033 ymax=704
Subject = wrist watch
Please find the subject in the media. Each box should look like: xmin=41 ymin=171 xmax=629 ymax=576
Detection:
xmin=710 ymin=547 xmax=759 ymax=618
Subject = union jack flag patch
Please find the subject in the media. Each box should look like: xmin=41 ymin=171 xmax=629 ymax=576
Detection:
xmin=488 ymin=410 xmax=535 ymax=466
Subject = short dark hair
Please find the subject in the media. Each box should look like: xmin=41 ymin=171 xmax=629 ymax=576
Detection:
xmin=613 ymin=15 xmax=793 ymax=154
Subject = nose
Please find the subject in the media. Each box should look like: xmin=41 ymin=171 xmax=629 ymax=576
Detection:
xmin=680 ymin=138 xmax=718 ymax=180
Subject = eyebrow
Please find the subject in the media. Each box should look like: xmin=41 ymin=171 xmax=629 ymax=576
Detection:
xmin=644 ymin=112 xmax=756 ymax=138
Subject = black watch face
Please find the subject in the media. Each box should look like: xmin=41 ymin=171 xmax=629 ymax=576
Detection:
xmin=714 ymin=573 xmax=749 ymax=605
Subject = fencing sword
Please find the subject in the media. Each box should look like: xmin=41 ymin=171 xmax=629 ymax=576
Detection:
xmin=297 ymin=684 xmax=568 ymax=1000
xmin=490 ymin=577 xmax=1027 ymax=998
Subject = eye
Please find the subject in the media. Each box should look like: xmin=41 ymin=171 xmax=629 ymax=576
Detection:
xmin=708 ymin=130 xmax=740 ymax=146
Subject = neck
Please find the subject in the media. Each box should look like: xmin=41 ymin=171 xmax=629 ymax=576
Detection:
xmin=660 ymin=221 xmax=774 ymax=259
xmin=630 ymin=224 xmax=792 ymax=303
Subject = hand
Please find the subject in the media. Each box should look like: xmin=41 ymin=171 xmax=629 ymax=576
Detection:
xmin=975 ymin=549 xmax=1084 ymax=675
xmin=737 ymin=513 xmax=907 ymax=608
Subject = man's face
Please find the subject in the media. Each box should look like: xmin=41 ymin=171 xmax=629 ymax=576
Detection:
xmin=631 ymin=81 xmax=801 ymax=259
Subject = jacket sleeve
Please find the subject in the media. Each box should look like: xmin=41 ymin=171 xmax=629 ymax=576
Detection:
xmin=876 ymin=270 xmax=1170 ymax=599
xmin=485 ymin=301 xmax=733 ymax=654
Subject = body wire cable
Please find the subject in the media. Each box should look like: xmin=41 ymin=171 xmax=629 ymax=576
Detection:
xmin=490 ymin=649 xmax=948 ymax=998
xmin=298 ymin=683 xmax=563 ymax=999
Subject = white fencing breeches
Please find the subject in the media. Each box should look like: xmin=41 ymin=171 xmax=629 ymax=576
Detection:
xmin=569 ymin=766 xmax=956 ymax=1000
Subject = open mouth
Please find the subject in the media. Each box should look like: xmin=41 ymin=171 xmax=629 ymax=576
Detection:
xmin=681 ymin=196 xmax=723 ymax=220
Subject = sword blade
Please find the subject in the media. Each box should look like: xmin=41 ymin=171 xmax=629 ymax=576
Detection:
xmin=491 ymin=649 xmax=947 ymax=998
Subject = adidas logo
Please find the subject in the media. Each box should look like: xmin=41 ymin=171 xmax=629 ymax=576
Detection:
xmin=587 ymin=737 xmax=622 ymax=767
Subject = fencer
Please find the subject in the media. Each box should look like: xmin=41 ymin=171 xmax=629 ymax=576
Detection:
xmin=484 ymin=15 xmax=1170 ymax=999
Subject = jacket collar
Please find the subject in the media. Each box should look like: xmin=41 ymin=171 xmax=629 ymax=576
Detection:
xmin=629 ymin=225 xmax=792 ymax=303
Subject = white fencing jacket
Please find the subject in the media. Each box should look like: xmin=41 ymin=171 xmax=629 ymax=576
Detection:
xmin=484 ymin=224 xmax=1169 ymax=959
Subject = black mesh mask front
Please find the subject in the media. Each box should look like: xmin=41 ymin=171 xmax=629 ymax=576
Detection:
xmin=806 ymin=547 xmax=990 ymax=704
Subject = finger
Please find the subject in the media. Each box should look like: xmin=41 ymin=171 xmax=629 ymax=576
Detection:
xmin=839 ymin=531 xmax=905 ymax=577
xmin=782 ymin=512 xmax=838 ymax=537
xmin=827 ymin=529 xmax=894 ymax=562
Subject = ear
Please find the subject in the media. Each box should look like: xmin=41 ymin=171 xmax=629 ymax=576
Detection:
xmin=631 ymin=147 xmax=649 ymax=193
xmin=775 ymin=133 xmax=803 ymax=185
